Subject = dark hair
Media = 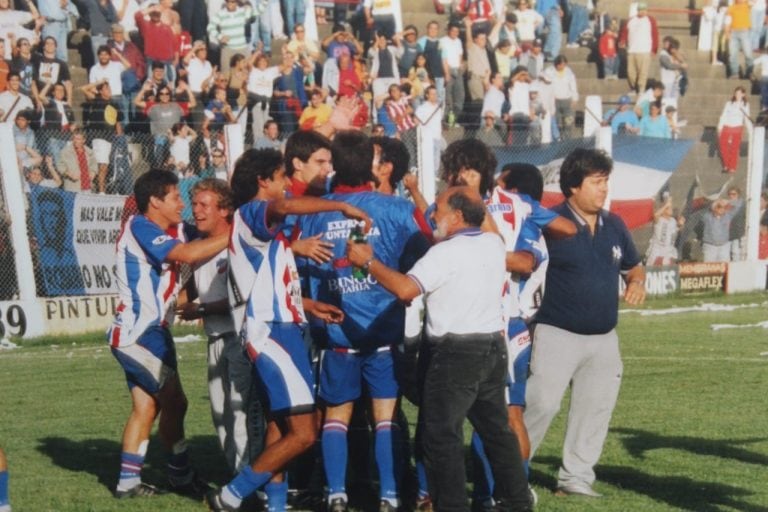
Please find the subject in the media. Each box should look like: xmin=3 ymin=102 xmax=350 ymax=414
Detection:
xmin=229 ymin=52 xmax=246 ymax=68
xmin=554 ymin=55 xmax=568 ymax=66
xmin=97 ymin=44 xmax=110 ymax=55
xmin=501 ymin=163 xmax=544 ymax=201
xmin=731 ymin=86 xmax=747 ymax=104
xmin=371 ymin=136 xmax=409 ymax=188
xmin=43 ymin=36 xmax=57 ymax=47
xmin=446 ymin=190 xmax=486 ymax=227
xmin=263 ymin=119 xmax=278 ymax=131
xmin=152 ymin=61 xmax=165 ymax=70
xmin=96 ymin=81 xmax=111 ymax=93
xmin=134 ymin=169 xmax=179 ymax=214
xmin=6 ymin=71 xmax=20 ymax=81
xmin=191 ymin=178 xmax=234 ymax=220
xmin=230 ymin=148 xmax=284 ymax=208
xmin=559 ymin=148 xmax=612 ymax=197
xmin=441 ymin=139 xmax=497 ymax=195
xmin=285 ymin=130 xmax=332 ymax=176
xmin=331 ymin=131 xmax=375 ymax=187
xmin=505 ymin=12 xmax=518 ymax=23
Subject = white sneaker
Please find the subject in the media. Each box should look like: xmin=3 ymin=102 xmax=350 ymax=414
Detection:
xmin=555 ymin=483 xmax=602 ymax=497
xmin=528 ymin=485 xmax=538 ymax=506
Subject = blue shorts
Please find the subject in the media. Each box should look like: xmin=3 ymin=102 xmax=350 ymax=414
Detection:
xmin=318 ymin=347 xmax=399 ymax=405
xmin=244 ymin=322 xmax=315 ymax=415
xmin=506 ymin=318 xmax=532 ymax=407
xmin=111 ymin=325 xmax=177 ymax=394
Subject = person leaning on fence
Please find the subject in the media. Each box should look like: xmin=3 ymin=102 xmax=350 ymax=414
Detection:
xmin=346 ymin=185 xmax=534 ymax=512
xmin=108 ymin=169 xmax=230 ymax=500
xmin=524 ymin=148 xmax=645 ymax=499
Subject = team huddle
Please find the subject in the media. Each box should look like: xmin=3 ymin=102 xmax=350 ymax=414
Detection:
xmin=107 ymin=130 xmax=645 ymax=512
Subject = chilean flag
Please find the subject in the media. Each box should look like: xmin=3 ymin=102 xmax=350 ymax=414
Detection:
xmin=493 ymin=135 xmax=694 ymax=230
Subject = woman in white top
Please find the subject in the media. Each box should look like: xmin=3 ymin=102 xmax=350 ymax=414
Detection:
xmin=247 ymin=52 xmax=280 ymax=144
xmin=717 ymin=86 xmax=751 ymax=174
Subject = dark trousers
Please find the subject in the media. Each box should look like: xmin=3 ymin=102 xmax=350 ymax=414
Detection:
xmin=420 ymin=333 xmax=531 ymax=512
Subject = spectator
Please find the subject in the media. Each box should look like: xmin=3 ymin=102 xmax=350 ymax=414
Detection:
xmin=169 ymin=121 xmax=198 ymax=175
xmin=406 ymin=53 xmax=430 ymax=105
xmin=38 ymin=0 xmax=76 ymax=62
xmin=13 ymin=109 xmax=42 ymax=169
xmin=79 ymin=0 xmax=118 ymax=61
xmin=184 ymin=40 xmax=214 ymax=127
xmin=89 ymin=45 xmax=130 ymax=118
xmin=108 ymin=23 xmax=146 ymax=122
xmin=299 ymin=88 xmax=332 ymax=131
xmin=10 ymin=38 xmax=35 ymax=98
xmin=619 ymin=2 xmax=659 ymax=95
xmin=753 ymin=48 xmax=768 ymax=111
xmin=507 ymin=67 xmax=533 ymax=144
xmin=751 ymin=0 xmax=766 ymax=51
xmin=465 ymin=18 xmax=492 ymax=103
xmin=24 ymin=164 xmax=61 ymax=189
xmin=203 ymin=86 xmax=235 ymax=136
xmin=489 ymin=12 xmax=520 ymax=49
xmin=494 ymin=38 xmax=518 ymax=82
xmin=223 ymin=53 xmax=249 ymax=138
xmin=37 ymin=81 xmax=75 ymax=165
xmin=515 ymin=0 xmax=543 ymax=49
xmin=646 ymin=196 xmax=683 ymax=265
xmin=0 ymin=72 xmax=34 ymax=122
xmin=414 ymin=85 xmax=444 ymax=178
xmin=599 ymin=18 xmax=619 ymax=80
xmin=603 ymin=95 xmax=639 ymax=134
xmin=441 ymin=22 xmax=465 ymax=124
xmin=136 ymin=82 xmax=187 ymax=166
xmin=286 ymin=23 xmax=321 ymax=71
xmin=283 ymin=0 xmax=305 ymax=35
xmin=82 ymin=81 xmax=123 ymax=192
xmin=634 ymin=79 xmax=664 ymax=118
xmin=249 ymin=0 xmax=271 ymax=56
xmin=519 ymin=38 xmax=545 ymax=79
xmin=369 ymin=32 xmax=401 ymax=108
xmin=417 ymin=20 xmax=446 ymax=104
xmin=208 ymin=147 xmax=228 ymax=180
xmin=481 ymin=70 xmax=506 ymax=121
xmin=274 ymin=49 xmax=308 ymax=135
xmin=363 ymin=0 xmax=399 ymax=40
xmin=717 ymin=86 xmax=751 ymax=174
xmin=542 ymin=55 xmax=578 ymax=139
xmin=0 ymin=0 xmax=41 ymax=62
xmin=253 ymin=119 xmax=284 ymax=151
xmin=385 ymin=84 xmax=416 ymax=137
xmin=725 ymin=0 xmax=753 ymax=79
xmin=665 ymin=105 xmax=681 ymax=138
xmin=142 ymin=61 xmax=170 ymax=101
xmin=398 ymin=25 xmax=420 ymax=78
xmin=476 ymin=111 xmax=505 ymax=145
xmin=247 ymin=51 xmax=279 ymax=143
xmin=56 ymin=128 xmax=97 ymax=192
xmin=336 ymin=52 xmax=362 ymax=97
xmin=541 ymin=2 xmax=562 ymax=61
xmin=177 ymin=0 xmax=208 ymax=42
xmin=322 ymin=25 xmax=363 ymax=59
xmin=700 ymin=199 xmax=740 ymax=261
xmin=135 ymin=5 xmax=178 ymax=81
xmin=726 ymin=187 xmax=747 ymax=261
xmin=659 ymin=37 xmax=687 ymax=100
xmin=456 ymin=0 xmax=495 ymax=36
xmin=566 ymin=0 xmax=590 ymax=48
xmin=639 ymin=100 xmax=671 ymax=138
xmin=0 ymin=39 xmax=8 ymax=92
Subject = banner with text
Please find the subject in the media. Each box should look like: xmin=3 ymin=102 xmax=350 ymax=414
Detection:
xmin=29 ymin=187 xmax=126 ymax=296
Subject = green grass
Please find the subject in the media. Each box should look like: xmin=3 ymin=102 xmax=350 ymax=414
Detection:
xmin=1 ymin=292 xmax=768 ymax=511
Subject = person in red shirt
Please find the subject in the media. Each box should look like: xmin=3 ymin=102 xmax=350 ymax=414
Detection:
xmin=135 ymin=6 xmax=178 ymax=83
xmin=599 ymin=19 xmax=619 ymax=80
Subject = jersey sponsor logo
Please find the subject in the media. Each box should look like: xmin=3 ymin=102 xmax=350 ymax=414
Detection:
xmin=328 ymin=274 xmax=378 ymax=294
xmin=324 ymin=219 xmax=382 ymax=240
xmin=152 ymin=234 xmax=173 ymax=245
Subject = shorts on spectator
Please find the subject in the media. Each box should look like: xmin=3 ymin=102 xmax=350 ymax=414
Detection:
xmin=111 ymin=325 xmax=177 ymax=394
xmin=319 ymin=346 xmax=398 ymax=405
xmin=506 ymin=317 xmax=532 ymax=406
xmin=244 ymin=321 xmax=315 ymax=415
xmin=93 ymin=138 xmax=112 ymax=164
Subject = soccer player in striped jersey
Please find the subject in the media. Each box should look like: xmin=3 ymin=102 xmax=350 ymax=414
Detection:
xmin=109 ymin=169 xmax=229 ymax=499
xmin=205 ymin=149 xmax=370 ymax=512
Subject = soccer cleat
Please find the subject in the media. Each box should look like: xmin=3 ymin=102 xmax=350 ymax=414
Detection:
xmin=205 ymin=489 xmax=239 ymax=511
xmin=327 ymin=496 xmax=348 ymax=512
xmin=169 ymin=470 xmax=212 ymax=498
xmin=114 ymin=482 xmax=166 ymax=499
xmin=378 ymin=499 xmax=398 ymax=512
xmin=554 ymin=483 xmax=602 ymax=498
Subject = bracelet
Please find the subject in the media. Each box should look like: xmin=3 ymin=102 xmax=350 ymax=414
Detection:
xmin=362 ymin=258 xmax=374 ymax=271
xmin=197 ymin=303 xmax=207 ymax=316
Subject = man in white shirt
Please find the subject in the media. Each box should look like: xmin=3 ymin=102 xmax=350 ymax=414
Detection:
xmin=618 ymin=2 xmax=658 ymax=94
xmin=177 ymin=179 xmax=260 ymax=476
xmin=347 ymin=185 xmax=533 ymax=512
xmin=0 ymin=73 xmax=34 ymax=122
xmin=440 ymin=22 xmax=464 ymax=123
xmin=414 ymin=86 xmax=444 ymax=182
xmin=89 ymin=44 xmax=130 ymax=100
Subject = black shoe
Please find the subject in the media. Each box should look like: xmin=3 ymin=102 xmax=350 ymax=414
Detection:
xmin=327 ymin=496 xmax=348 ymax=512
xmin=169 ymin=470 xmax=213 ymax=498
xmin=205 ymin=489 xmax=239 ymax=511
xmin=114 ymin=482 xmax=166 ymax=499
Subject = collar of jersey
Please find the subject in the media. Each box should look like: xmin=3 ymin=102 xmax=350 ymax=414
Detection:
xmin=333 ymin=184 xmax=374 ymax=193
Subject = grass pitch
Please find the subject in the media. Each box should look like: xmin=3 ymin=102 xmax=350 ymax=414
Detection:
xmin=1 ymin=292 xmax=768 ymax=511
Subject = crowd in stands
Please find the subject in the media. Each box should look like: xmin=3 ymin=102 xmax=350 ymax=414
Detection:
xmin=0 ymin=0 xmax=766 ymax=253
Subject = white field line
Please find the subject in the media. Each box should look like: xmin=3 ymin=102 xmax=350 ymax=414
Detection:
xmin=711 ymin=321 xmax=768 ymax=331
xmin=622 ymin=302 xmax=767 ymax=316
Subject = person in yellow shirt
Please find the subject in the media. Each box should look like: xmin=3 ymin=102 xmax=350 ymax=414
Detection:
xmin=726 ymin=0 xmax=753 ymax=78
xmin=298 ymin=88 xmax=333 ymax=131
